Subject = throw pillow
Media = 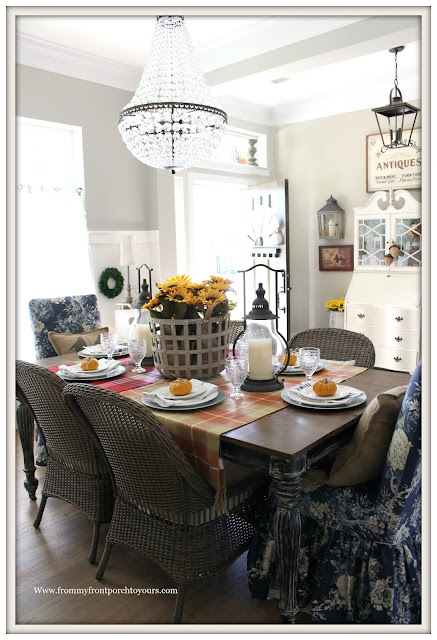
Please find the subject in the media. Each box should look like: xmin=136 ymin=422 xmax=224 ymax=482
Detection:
xmin=48 ymin=327 xmax=109 ymax=356
xmin=326 ymin=385 xmax=407 ymax=487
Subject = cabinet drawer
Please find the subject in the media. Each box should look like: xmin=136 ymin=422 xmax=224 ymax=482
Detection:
xmin=346 ymin=323 xmax=420 ymax=350
xmin=346 ymin=304 xmax=420 ymax=330
xmin=375 ymin=346 xmax=418 ymax=372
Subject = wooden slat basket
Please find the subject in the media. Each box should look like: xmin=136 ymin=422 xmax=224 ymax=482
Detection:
xmin=149 ymin=314 xmax=231 ymax=380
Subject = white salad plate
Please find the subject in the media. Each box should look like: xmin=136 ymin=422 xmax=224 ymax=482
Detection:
xmin=298 ymin=383 xmax=350 ymax=401
xmin=78 ymin=345 xmax=128 ymax=358
xmin=57 ymin=364 xmax=125 ymax=382
xmin=282 ymin=362 xmax=324 ymax=376
xmin=142 ymin=388 xmax=225 ymax=411
xmin=151 ymin=379 xmax=211 ymax=401
xmin=282 ymin=388 xmax=366 ymax=410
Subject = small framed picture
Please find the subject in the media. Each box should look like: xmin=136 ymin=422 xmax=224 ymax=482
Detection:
xmin=319 ymin=245 xmax=353 ymax=271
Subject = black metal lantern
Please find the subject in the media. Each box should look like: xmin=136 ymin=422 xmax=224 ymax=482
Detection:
xmin=233 ymin=265 xmax=289 ymax=392
xmin=128 ymin=263 xmax=154 ymax=366
xmin=372 ymin=46 xmax=420 ymax=149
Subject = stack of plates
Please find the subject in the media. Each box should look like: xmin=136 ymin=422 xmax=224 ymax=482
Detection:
xmin=282 ymin=362 xmax=324 ymax=376
xmin=142 ymin=379 xmax=225 ymax=411
xmin=57 ymin=359 xmax=125 ymax=381
xmin=282 ymin=381 xmax=366 ymax=410
xmin=78 ymin=344 xmax=129 ymax=358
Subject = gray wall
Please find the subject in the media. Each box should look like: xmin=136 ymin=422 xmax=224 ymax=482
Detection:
xmin=16 ymin=64 xmax=158 ymax=230
xmin=274 ymin=100 xmax=422 ymax=332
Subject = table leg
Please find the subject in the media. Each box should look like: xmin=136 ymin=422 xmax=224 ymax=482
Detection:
xmin=16 ymin=401 xmax=38 ymax=500
xmin=270 ymin=455 xmax=307 ymax=623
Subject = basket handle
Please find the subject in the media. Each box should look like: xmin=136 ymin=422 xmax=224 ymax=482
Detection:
xmin=203 ymin=300 xmax=222 ymax=323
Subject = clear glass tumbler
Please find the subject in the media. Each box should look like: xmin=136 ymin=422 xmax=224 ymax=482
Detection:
xmin=298 ymin=347 xmax=320 ymax=381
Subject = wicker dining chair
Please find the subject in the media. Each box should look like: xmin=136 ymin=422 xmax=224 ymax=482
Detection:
xmin=16 ymin=361 xmax=114 ymax=564
xmin=288 ymin=328 xmax=375 ymax=368
xmin=63 ymin=383 xmax=269 ymax=624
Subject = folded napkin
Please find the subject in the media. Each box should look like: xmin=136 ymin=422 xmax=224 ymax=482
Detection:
xmin=59 ymin=359 xmax=121 ymax=378
xmin=142 ymin=384 xmax=218 ymax=408
xmin=321 ymin=359 xmax=356 ymax=366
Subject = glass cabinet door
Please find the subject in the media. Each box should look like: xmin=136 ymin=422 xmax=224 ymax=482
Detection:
xmin=357 ymin=216 xmax=387 ymax=267
xmin=393 ymin=217 xmax=422 ymax=268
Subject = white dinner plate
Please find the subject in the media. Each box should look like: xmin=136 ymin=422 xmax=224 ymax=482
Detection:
xmin=282 ymin=388 xmax=366 ymax=410
xmin=282 ymin=362 xmax=324 ymax=376
xmin=152 ymin=379 xmax=211 ymax=401
xmin=142 ymin=388 xmax=226 ymax=411
xmin=299 ymin=383 xmax=350 ymax=401
xmin=57 ymin=365 xmax=126 ymax=382
xmin=78 ymin=346 xmax=128 ymax=358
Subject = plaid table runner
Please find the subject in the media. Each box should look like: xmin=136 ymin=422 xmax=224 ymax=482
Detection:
xmin=47 ymin=357 xmax=163 ymax=392
xmin=122 ymin=361 xmax=367 ymax=512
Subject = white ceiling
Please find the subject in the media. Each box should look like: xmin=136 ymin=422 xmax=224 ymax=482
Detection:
xmin=15 ymin=11 xmax=422 ymax=127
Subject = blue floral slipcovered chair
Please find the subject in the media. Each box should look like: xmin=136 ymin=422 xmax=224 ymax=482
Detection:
xmin=28 ymin=294 xmax=102 ymax=466
xmin=248 ymin=362 xmax=421 ymax=624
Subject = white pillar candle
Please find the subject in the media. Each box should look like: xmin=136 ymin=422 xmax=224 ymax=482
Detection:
xmin=135 ymin=323 xmax=153 ymax=357
xmin=248 ymin=338 xmax=273 ymax=380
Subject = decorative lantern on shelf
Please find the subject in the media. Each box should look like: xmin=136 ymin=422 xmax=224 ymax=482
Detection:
xmin=372 ymin=46 xmax=420 ymax=149
xmin=128 ymin=264 xmax=154 ymax=365
xmin=317 ymin=195 xmax=345 ymax=239
xmin=233 ymin=265 xmax=289 ymax=392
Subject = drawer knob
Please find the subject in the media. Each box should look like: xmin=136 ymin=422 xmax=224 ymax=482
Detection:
xmin=394 ymin=356 xmax=402 ymax=362
xmin=358 ymin=313 xmax=365 ymax=319
xmin=395 ymin=316 xmax=404 ymax=322
xmin=394 ymin=336 xmax=403 ymax=342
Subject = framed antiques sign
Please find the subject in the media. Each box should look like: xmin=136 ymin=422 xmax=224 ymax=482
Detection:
xmin=366 ymin=128 xmax=421 ymax=192
xmin=319 ymin=245 xmax=353 ymax=271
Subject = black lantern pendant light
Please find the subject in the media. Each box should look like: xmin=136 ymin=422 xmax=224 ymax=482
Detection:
xmin=372 ymin=46 xmax=420 ymax=149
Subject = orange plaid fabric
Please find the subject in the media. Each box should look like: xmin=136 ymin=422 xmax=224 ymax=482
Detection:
xmin=121 ymin=361 xmax=366 ymax=512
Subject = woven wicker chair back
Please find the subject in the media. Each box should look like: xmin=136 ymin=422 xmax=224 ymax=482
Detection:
xmin=63 ymin=384 xmax=215 ymax=516
xmin=288 ymin=328 xmax=375 ymax=368
xmin=16 ymin=360 xmax=104 ymax=474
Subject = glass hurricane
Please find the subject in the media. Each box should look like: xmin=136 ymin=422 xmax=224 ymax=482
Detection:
xmin=100 ymin=331 xmax=118 ymax=361
xmin=225 ymin=356 xmax=249 ymax=400
xmin=128 ymin=339 xmax=148 ymax=374
xmin=298 ymin=347 xmax=320 ymax=381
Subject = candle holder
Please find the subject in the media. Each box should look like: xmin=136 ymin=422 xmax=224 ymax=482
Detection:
xmin=232 ymin=265 xmax=289 ymax=392
xmin=128 ymin=264 xmax=154 ymax=366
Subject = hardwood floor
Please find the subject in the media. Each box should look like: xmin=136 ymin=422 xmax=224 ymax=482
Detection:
xmin=15 ymin=432 xmax=312 ymax=627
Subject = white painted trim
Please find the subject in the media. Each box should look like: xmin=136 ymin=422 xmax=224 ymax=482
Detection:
xmin=16 ymin=33 xmax=141 ymax=92
xmin=196 ymin=160 xmax=271 ymax=177
xmin=88 ymin=230 xmax=159 ymax=245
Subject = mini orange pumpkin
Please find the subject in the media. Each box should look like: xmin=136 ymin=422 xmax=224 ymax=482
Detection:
xmin=169 ymin=378 xmax=193 ymax=396
xmin=283 ymin=353 xmax=297 ymax=366
xmin=80 ymin=357 xmax=99 ymax=371
xmin=313 ymin=378 xmax=337 ymax=397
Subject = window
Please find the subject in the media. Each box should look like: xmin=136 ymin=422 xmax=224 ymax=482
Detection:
xmin=16 ymin=117 xmax=94 ymax=359
xmin=210 ymin=126 xmax=267 ymax=168
xmin=185 ymin=177 xmax=254 ymax=319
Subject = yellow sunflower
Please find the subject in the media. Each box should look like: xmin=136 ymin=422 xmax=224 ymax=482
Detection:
xmin=198 ymin=287 xmax=227 ymax=306
xmin=209 ymin=275 xmax=233 ymax=287
xmin=144 ymin=296 xmax=161 ymax=309
xmin=188 ymin=281 xmax=208 ymax=291
xmin=166 ymin=287 xmax=197 ymax=304
xmin=157 ymin=274 xmax=192 ymax=291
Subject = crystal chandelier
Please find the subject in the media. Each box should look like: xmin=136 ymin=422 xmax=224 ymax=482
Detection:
xmin=118 ymin=15 xmax=227 ymax=173
xmin=372 ymin=46 xmax=420 ymax=149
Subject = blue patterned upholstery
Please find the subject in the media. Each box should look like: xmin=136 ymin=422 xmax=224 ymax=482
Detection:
xmin=28 ymin=294 xmax=102 ymax=466
xmin=28 ymin=294 xmax=102 ymax=360
xmin=248 ymin=362 xmax=421 ymax=624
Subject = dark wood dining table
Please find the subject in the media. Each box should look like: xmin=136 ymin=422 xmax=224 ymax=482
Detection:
xmin=16 ymin=354 xmax=410 ymax=623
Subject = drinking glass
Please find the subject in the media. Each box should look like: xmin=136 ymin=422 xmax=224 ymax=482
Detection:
xmin=128 ymin=339 xmax=148 ymax=373
xmin=225 ymin=356 xmax=249 ymax=400
xmin=298 ymin=347 xmax=320 ymax=381
xmin=100 ymin=331 xmax=118 ymax=361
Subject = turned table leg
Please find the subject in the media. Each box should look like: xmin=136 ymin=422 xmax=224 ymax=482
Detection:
xmin=270 ymin=455 xmax=307 ymax=623
xmin=16 ymin=401 xmax=38 ymax=500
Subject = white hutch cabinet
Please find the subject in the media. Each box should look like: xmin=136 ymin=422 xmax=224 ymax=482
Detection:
xmin=345 ymin=189 xmax=421 ymax=372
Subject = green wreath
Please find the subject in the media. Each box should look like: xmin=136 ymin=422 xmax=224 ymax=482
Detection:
xmin=98 ymin=267 xmax=125 ymax=299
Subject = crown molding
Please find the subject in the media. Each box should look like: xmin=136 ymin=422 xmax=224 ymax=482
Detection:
xmin=16 ymin=33 xmax=141 ymax=92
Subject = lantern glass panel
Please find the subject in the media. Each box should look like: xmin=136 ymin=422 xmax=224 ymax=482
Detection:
xmin=318 ymin=211 xmax=344 ymax=239
xmin=235 ymin=319 xmax=285 ymax=381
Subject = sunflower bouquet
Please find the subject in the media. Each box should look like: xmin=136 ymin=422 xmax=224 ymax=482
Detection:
xmin=144 ymin=274 xmax=236 ymax=320
xmin=325 ymin=297 xmax=345 ymax=312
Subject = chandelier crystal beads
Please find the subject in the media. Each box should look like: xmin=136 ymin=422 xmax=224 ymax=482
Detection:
xmin=118 ymin=16 xmax=227 ymax=173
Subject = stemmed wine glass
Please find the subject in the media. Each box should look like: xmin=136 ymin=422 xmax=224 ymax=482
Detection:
xmin=298 ymin=347 xmax=320 ymax=381
xmin=100 ymin=331 xmax=119 ymax=361
xmin=225 ymin=356 xmax=249 ymax=400
xmin=128 ymin=339 xmax=148 ymax=374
